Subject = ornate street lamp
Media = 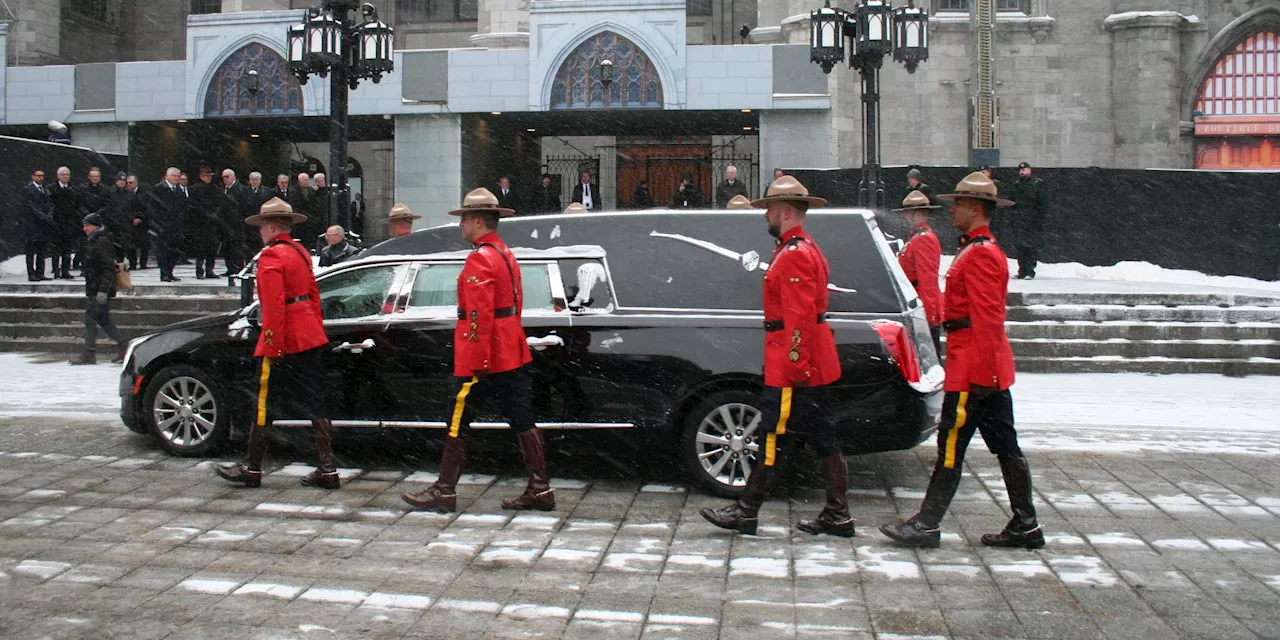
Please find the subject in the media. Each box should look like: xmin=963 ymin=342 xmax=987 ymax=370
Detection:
xmin=287 ymin=1 xmax=394 ymax=230
xmin=809 ymin=0 xmax=928 ymax=210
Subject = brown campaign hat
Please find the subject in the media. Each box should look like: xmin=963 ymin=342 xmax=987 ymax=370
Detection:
xmin=750 ymin=175 xmax=827 ymax=208
xmin=245 ymin=196 xmax=308 ymax=226
xmin=563 ymin=202 xmax=588 ymax=214
xmin=386 ymin=203 xmax=422 ymax=222
xmin=448 ymin=188 xmax=516 ymax=218
xmin=725 ymin=195 xmax=752 ymax=209
xmin=892 ymin=190 xmax=941 ymax=212
xmin=937 ymin=171 xmax=1015 ymax=208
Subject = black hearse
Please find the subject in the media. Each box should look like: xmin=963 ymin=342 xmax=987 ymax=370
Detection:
xmin=120 ymin=210 xmax=943 ymax=495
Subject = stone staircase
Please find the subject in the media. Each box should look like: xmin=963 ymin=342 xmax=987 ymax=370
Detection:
xmin=1004 ymin=292 xmax=1280 ymax=375
xmin=0 ymin=281 xmax=242 ymax=357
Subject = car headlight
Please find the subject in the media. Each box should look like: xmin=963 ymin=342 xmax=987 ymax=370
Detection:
xmin=121 ymin=334 xmax=152 ymax=371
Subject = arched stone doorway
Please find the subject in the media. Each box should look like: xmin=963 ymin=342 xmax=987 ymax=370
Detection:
xmin=549 ymin=31 xmax=664 ymax=110
xmin=1191 ymin=17 xmax=1280 ymax=169
xmin=204 ymin=43 xmax=304 ymax=117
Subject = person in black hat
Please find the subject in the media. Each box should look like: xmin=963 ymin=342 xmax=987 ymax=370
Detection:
xmin=529 ymin=173 xmax=561 ymax=215
xmin=905 ymin=167 xmax=940 ymax=207
xmin=1007 ymin=161 xmax=1048 ymax=279
xmin=69 ymin=213 xmax=127 ymax=366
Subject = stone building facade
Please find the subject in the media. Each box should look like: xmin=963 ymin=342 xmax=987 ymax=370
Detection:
xmin=0 ymin=0 xmax=1277 ymax=234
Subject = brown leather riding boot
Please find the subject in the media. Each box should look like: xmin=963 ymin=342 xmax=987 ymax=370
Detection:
xmin=700 ymin=464 xmax=773 ymax=536
xmin=216 ymin=423 xmax=269 ymax=487
xmin=502 ymin=429 xmax=556 ymax=511
xmin=301 ymin=419 xmax=340 ymax=489
xmin=402 ymin=436 xmax=468 ymax=512
xmin=798 ymin=455 xmax=855 ymax=537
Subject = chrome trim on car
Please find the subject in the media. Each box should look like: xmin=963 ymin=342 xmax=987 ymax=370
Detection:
xmin=273 ymin=420 xmax=381 ymax=428
xmin=271 ymin=420 xmax=635 ymax=430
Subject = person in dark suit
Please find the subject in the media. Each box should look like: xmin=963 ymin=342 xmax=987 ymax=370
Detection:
xmin=714 ymin=165 xmax=749 ymax=209
xmin=571 ymin=170 xmax=600 ymax=212
xmin=529 ymin=174 xmax=560 ymax=215
xmin=632 ymin=180 xmax=655 ymax=209
xmin=147 ymin=167 xmax=187 ymax=282
xmin=221 ymin=168 xmax=248 ymax=275
xmin=293 ymin=173 xmax=321 ymax=248
xmin=188 ymin=166 xmax=227 ymax=279
xmin=49 ymin=166 xmax=83 ymax=279
xmin=495 ymin=176 xmax=520 ymax=214
xmin=273 ymin=174 xmax=296 ymax=205
xmin=349 ymin=192 xmax=366 ymax=236
xmin=68 ymin=213 xmax=127 ymax=366
xmin=123 ymin=175 xmax=149 ymax=269
xmin=20 ymin=169 xmax=55 ymax=281
xmin=244 ymin=172 xmax=274 ymax=256
xmin=671 ymin=173 xmax=704 ymax=209
xmin=80 ymin=168 xmax=114 ymax=258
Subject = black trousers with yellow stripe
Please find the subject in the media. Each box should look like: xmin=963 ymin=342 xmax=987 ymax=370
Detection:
xmin=757 ymin=385 xmax=839 ymax=470
xmin=255 ymin=348 xmax=328 ymax=427
xmin=917 ymin=389 xmax=1020 ymax=527
xmin=447 ymin=370 xmax=536 ymax=439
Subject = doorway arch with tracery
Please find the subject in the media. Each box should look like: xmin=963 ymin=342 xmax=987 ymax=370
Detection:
xmin=1193 ymin=30 xmax=1280 ymax=169
xmin=549 ymin=31 xmax=664 ymax=110
xmin=204 ymin=43 xmax=304 ymax=118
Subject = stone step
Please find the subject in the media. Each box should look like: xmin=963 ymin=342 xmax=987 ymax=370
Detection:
xmin=0 ymin=308 xmax=209 ymax=327
xmin=0 ymin=281 xmax=239 ymax=297
xmin=0 ymin=323 xmax=164 ymax=340
xmin=0 ymin=337 xmax=124 ymax=357
xmin=1007 ymin=292 xmax=1280 ymax=308
xmin=1015 ymin=356 xmax=1280 ymax=376
xmin=0 ymin=293 xmax=241 ymax=313
xmin=1009 ymin=338 xmax=1280 ymax=360
xmin=1006 ymin=305 xmax=1280 ymax=323
xmin=1004 ymin=321 xmax=1280 ymax=341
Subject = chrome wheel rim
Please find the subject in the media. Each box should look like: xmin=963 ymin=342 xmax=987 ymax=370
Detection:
xmin=152 ymin=376 xmax=217 ymax=448
xmin=694 ymin=402 xmax=761 ymax=488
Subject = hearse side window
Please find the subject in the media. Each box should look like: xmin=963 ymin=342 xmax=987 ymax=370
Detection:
xmin=559 ymin=259 xmax=613 ymax=313
xmin=407 ymin=262 xmax=556 ymax=311
xmin=319 ymin=264 xmax=403 ymax=320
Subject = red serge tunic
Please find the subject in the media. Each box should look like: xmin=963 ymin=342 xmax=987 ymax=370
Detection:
xmin=941 ymin=226 xmax=1015 ymax=392
xmin=898 ymin=222 xmax=943 ymax=327
xmin=454 ymin=232 xmax=533 ymax=377
xmin=255 ymin=233 xmax=327 ymax=358
xmin=762 ymin=227 xmax=842 ymax=388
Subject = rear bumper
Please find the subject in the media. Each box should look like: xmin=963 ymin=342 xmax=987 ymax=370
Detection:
xmin=832 ymin=381 xmax=943 ymax=455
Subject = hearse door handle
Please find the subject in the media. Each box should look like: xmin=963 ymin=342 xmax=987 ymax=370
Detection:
xmin=333 ymin=338 xmax=376 ymax=353
xmin=526 ymin=335 xmax=564 ymax=351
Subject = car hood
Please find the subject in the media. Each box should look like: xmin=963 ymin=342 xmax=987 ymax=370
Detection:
xmin=152 ymin=309 xmax=243 ymax=335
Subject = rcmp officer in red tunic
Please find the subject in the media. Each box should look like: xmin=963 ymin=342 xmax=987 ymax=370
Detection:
xmin=402 ymin=188 xmax=554 ymax=513
xmin=700 ymin=176 xmax=852 ymax=537
xmin=894 ymin=190 xmax=944 ymax=354
xmin=217 ymin=197 xmax=340 ymax=489
xmin=880 ymin=172 xmax=1044 ymax=550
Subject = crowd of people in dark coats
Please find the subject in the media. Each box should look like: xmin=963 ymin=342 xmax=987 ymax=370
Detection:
xmin=20 ymin=166 xmax=355 ymax=283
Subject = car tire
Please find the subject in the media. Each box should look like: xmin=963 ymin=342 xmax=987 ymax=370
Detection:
xmin=143 ymin=364 xmax=231 ymax=457
xmin=680 ymin=388 xmax=765 ymax=498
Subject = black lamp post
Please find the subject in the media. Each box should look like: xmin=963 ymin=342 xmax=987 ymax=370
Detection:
xmin=287 ymin=1 xmax=393 ymax=231
xmin=810 ymin=0 xmax=928 ymax=210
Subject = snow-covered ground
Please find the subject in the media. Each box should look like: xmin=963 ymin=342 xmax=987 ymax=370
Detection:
xmin=0 ymin=354 xmax=1274 ymax=457
xmin=934 ymin=257 xmax=1280 ymax=298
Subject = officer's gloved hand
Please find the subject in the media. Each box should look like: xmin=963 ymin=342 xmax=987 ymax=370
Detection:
xmin=94 ymin=292 xmax=108 ymax=306
xmin=969 ymin=384 xmax=996 ymax=399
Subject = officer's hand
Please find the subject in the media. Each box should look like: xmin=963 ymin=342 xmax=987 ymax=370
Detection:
xmin=94 ymin=292 xmax=108 ymax=306
xmin=969 ymin=384 xmax=996 ymax=399
xmin=472 ymin=370 xmax=489 ymax=382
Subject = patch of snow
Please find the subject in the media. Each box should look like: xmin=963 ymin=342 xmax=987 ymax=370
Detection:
xmin=12 ymin=560 xmax=71 ymax=580
xmin=856 ymin=547 xmax=922 ymax=580
xmin=1208 ymin=539 xmax=1271 ymax=552
xmin=363 ymin=592 xmax=432 ymax=610
xmin=358 ymin=470 xmax=407 ymax=482
xmin=541 ymin=549 xmax=600 ymax=563
xmin=665 ymin=554 xmax=725 ymax=569
xmin=435 ymin=599 xmax=502 ymax=614
xmin=565 ymin=520 xmax=615 ymax=532
xmin=502 ymin=603 xmax=572 ymax=620
xmin=927 ymin=564 xmax=984 ymax=579
xmin=1086 ymin=533 xmax=1148 ymax=548
xmin=576 ymin=609 xmax=644 ymax=623
xmin=988 ymin=559 xmax=1051 ymax=578
xmin=299 ymin=588 xmax=370 ymax=604
xmin=1152 ymin=538 xmax=1210 ymax=551
xmin=403 ymin=471 xmax=438 ymax=483
xmin=647 ymin=614 xmax=717 ymax=626
xmin=454 ymin=514 xmax=508 ymax=527
xmin=298 ymin=624 xmax=334 ymax=633
xmin=639 ymin=484 xmax=686 ymax=493
xmin=255 ymin=502 xmax=305 ymax=515
xmin=1047 ymin=555 xmax=1119 ymax=588
xmin=354 ymin=509 xmax=400 ymax=520
xmin=20 ymin=489 xmax=66 ymax=500
xmin=602 ymin=553 xmax=665 ymax=572
xmin=508 ymin=514 xmax=560 ymax=530
xmin=180 ymin=579 xmax=241 ymax=595
xmin=729 ymin=557 xmax=789 ymax=579
xmin=795 ymin=557 xmax=858 ymax=578
xmin=234 ymin=583 xmax=305 ymax=599
xmin=478 ymin=548 xmax=540 ymax=564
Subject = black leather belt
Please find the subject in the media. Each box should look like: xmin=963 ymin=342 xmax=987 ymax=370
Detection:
xmin=457 ymin=305 xmax=518 ymax=319
xmin=285 ymin=294 xmax=309 ymax=305
xmin=764 ymin=314 xmax=827 ymax=332
xmin=941 ymin=317 xmax=971 ymax=331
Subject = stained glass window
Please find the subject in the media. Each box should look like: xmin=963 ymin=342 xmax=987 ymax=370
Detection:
xmin=203 ymin=43 xmax=304 ymax=117
xmin=550 ymin=31 xmax=664 ymax=110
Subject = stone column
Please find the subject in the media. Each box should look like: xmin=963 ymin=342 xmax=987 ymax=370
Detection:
xmin=471 ymin=0 xmax=530 ymax=49
xmin=395 ymin=114 xmax=463 ymax=229
xmin=1106 ymin=11 xmax=1189 ymax=169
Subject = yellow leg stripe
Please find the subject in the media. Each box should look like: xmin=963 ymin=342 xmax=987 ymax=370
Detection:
xmin=448 ymin=377 xmax=478 ymax=438
xmin=777 ymin=387 xmax=792 ymax=436
xmin=943 ymin=391 xmax=969 ymax=469
xmin=255 ymin=358 xmax=272 ymax=427
xmin=764 ymin=433 xmax=778 ymax=467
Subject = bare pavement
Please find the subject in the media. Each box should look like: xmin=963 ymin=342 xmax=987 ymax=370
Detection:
xmin=0 ymin=350 xmax=1276 ymax=640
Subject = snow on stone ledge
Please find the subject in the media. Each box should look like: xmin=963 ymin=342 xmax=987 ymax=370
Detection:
xmin=1104 ymin=11 xmax=1200 ymax=27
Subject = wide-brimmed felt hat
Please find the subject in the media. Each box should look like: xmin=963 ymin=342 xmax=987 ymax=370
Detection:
xmin=563 ymin=202 xmax=588 ymax=214
xmin=750 ymin=175 xmax=827 ymax=208
xmin=449 ymin=188 xmax=515 ymax=217
xmin=245 ymin=197 xmax=308 ymax=226
xmin=725 ymin=195 xmax=752 ymax=209
xmin=892 ymin=190 xmax=940 ymax=212
xmin=937 ymin=172 xmax=1015 ymax=208
xmin=386 ymin=203 xmax=421 ymax=223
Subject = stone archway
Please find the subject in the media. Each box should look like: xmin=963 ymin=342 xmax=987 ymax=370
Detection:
xmin=1186 ymin=10 xmax=1280 ymax=169
xmin=203 ymin=42 xmax=304 ymax=117
xmin=1182 ymin=6 xmax=1280 ymax=117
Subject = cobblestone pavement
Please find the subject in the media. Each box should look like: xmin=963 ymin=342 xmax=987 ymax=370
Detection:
xmin=1 ymin=418 xmax=1279 ymax=640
